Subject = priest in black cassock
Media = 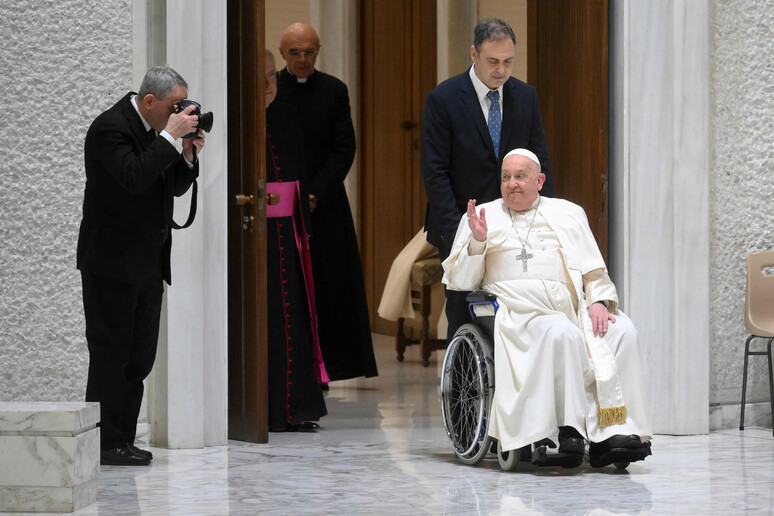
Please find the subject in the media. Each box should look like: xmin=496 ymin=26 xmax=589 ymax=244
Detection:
xmin=265 ymin=50 xmax=327 ymax=431
xmin=276 ymin=22 xmax=378 ymax=381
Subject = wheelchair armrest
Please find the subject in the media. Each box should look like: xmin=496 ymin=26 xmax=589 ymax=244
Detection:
xmin=465 ymin=291 xmax=497 ymax=303
xmin=466 ymin=291 xmax=499 ymax=320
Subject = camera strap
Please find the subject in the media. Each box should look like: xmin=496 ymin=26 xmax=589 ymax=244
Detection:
xmin=168 ymin=178 xmax=198 ymax=230
xmin=166 ymin=147 xmax=198 ymax=230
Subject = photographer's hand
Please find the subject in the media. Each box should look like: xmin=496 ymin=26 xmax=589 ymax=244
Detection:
xmin=164 ymin=104 xmax=199 ymax=140
xmin=183 ymin=130 xmax=205 ymax=163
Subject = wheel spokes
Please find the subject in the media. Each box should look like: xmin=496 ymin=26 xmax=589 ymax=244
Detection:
xmin=443 ymin=332 xmax=488 ymax=457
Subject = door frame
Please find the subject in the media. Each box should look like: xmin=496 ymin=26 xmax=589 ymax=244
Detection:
xmin=226 ymin=0 xmax=269 ymax=443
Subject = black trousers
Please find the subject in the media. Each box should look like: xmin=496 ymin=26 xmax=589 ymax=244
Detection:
xmin=444 ymin=287 xmax=474 ymax=341
xmin=81 ymin=270 xmax=163 ymax=450
xmin=438 ymin=245 xmax=474 ymax=341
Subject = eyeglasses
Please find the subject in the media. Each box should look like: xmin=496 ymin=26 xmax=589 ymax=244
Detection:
xmin=287 ymin=48 xmax=318 ymax=58
xmin=266 ymin=70 xmax=277 ymax=80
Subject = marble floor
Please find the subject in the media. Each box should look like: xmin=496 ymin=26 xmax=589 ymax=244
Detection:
xmin=14 ymin=334 xmax=774 ymax=515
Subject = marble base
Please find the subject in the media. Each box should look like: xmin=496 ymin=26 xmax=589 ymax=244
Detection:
xmin=135 ymin=422 xmax=150 ymax=448
xmin=0 ymin=402 xmax=100 ymax=513
xmin=0 ymin=480 xmax=97 ymax=513
xmin=711 ymin=401 xmax=773 ymax=431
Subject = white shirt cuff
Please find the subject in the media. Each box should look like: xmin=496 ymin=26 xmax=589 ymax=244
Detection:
xmin=468 ymin=239 xmax=487 ymax=255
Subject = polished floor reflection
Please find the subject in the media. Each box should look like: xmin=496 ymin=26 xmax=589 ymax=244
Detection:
xmin=28 ymin=334 xmax=774 ymax=515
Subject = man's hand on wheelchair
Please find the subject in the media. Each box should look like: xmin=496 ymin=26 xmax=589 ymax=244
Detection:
xmin=589 ymin=301 xmax=616 ymax=337
xmin=467 ymin=199 xmax=488 ymax=242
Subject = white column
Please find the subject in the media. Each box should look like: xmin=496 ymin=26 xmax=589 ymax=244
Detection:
xmin=610 ymin=0 xmax=710 ymax=434
xmin=150 ymin=0 xmax=229 ymax=448
xmin=311 ymin=0 xmax=360 ymax=218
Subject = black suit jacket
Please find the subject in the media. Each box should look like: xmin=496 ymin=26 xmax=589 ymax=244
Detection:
xmin=77 ymin=92 xmax=198 ymax=285
xmin=421 ymin=71 xmax=553 ymax=258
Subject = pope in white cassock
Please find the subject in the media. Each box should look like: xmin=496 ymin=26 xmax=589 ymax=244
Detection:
xmin=442 ymin=148 xmax=652 ymax=468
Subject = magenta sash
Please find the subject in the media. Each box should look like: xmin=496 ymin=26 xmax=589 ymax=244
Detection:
xmin=266 ymin=181 xmax=329 ymax=384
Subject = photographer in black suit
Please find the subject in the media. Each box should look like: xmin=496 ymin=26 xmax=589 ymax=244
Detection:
xmin=77 ymin=66 xmax=204 ymax=466
xmin=421 ymin=18 xmax=553 ymax=338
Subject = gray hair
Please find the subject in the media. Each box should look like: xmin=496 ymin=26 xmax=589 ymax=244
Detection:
xmin=266 ymin=49 xmax=276 ymax=64
xmin=473 ymin=18 xmax=516 ymax=52
xmin=137 ymin=66 xmax=188 ymax=99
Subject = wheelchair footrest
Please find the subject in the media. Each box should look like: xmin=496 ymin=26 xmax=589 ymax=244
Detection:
xmin=531 ymin=444 xmax=584 ymax=469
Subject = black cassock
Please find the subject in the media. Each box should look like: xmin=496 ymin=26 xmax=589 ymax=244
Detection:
xmin=277 ymin=68 xmax=378 ymax=381
xmin=266 ymin=100 xmax=327 ymax=429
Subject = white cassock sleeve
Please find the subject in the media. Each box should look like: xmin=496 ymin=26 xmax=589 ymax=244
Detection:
xmin=441 ymin=212 xmax=487 ymax=291
xmin=582 ymin=268 xmax=620 ymax=314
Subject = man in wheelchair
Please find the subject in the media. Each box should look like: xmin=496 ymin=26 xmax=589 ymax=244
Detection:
xmin=442 ymin=148 xmax=652 ymax=469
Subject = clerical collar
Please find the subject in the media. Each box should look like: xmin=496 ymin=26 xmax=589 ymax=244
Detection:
xmin=130 ymin=94 xmax=152 ymax=132
xmin=285 ymin=68 xmax=311 ymax=83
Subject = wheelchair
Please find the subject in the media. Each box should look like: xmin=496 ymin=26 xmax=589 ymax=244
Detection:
xmin=440 ymin=291 xmax=648 ymax=471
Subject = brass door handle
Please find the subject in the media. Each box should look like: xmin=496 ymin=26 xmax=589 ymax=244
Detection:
xmin=236 ymin=193 xmax=279 ymax=206
xmin=235 ymin=194 xmax=254 ymax=206
xmin=236 ymin=184 xmax=280 ymax=234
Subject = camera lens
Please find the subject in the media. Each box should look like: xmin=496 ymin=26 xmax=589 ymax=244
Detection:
xmin=199 ymin=112 xmax=214 ymax=133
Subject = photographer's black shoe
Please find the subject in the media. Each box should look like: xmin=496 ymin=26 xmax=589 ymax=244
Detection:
xmin=127 ymin=443 xmax=153 ymax=460
xmin=101 ymin=445 xmax=151 ymax=466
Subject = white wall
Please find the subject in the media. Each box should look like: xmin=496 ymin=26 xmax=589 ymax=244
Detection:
xmin=0 ymin=0 xmax=229 ymax=448
xmin=0 ymin=0 xmax=132 ymax=404
xmin=610 ymin=0 xmax=710 ymax=434
xmin=708 ymin=0 xmax=774 ymax=428
xmin=149 ymin=0 xmax=229 ymax=448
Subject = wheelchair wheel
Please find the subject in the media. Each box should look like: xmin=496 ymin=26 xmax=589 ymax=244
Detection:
xmin=497 ymin=441 xmax=520 ymax=471
xmin=440 ymin=323 xmax=495 ymax=465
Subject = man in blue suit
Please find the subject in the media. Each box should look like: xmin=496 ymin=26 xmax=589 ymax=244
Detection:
xmin=421 ymin=18 xmax=553 ymax=339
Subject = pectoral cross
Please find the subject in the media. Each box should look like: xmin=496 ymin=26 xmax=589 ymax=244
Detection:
xmin=518 ymin=247 xmax=533 ymax=272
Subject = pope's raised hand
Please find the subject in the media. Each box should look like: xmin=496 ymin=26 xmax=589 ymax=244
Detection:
xmin=467 ymin=199 xmax=487 ymax=242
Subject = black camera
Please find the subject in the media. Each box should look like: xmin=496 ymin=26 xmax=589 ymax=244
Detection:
xmin=175 ymin=99 xmax=213 ymax=139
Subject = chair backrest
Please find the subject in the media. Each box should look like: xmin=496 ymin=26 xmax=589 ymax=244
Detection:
xmin=745 ymin=250 xmax=774 ymax=337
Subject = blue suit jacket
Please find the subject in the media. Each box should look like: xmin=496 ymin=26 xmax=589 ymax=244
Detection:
xmin=421 ymin=71 xmax=553 ymax=258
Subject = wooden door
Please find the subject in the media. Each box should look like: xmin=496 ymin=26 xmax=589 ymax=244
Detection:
xmin=529 ymin=0 xmax=609 ymax=259
xmin=359 ymin=0 xmax=437 ymax=334
xmin=226 ymin=0 xmax=269 ymax=443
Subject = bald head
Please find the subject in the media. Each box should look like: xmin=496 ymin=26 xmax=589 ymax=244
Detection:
xmin=279 ymin=23 xmax=321 ymax=78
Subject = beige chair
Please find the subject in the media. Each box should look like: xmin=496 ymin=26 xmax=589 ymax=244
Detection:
xmin=395 ymin=257 xmax=447 ymax=367
xmin=739 ymin=250 xmax=774 ymax=435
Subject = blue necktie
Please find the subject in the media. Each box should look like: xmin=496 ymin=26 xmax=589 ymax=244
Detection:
xmin=486 ymin=90 xmax=502 ymax=159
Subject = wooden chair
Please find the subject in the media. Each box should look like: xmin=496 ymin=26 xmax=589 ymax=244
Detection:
xmin=395 ymin=256 xmax=446 ymax=366
xmin=739 ymin=250 xmax=774 ymax=435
